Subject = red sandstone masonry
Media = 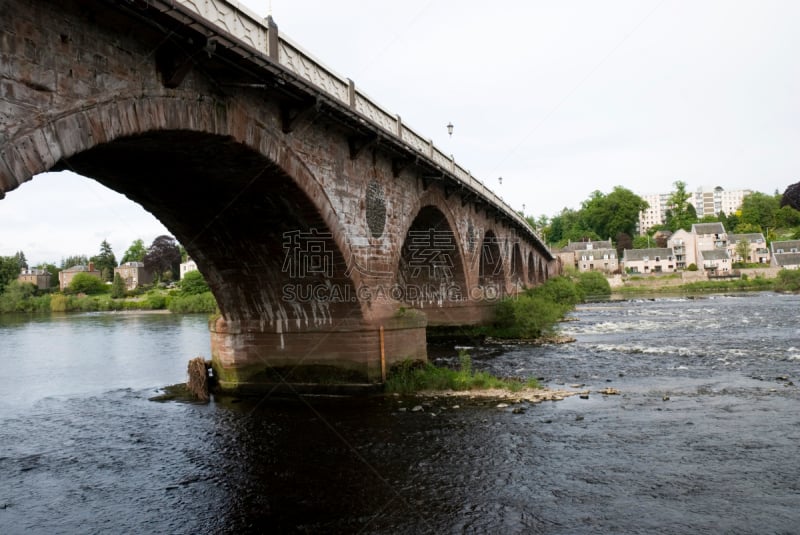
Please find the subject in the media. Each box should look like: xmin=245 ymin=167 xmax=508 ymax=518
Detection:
xmin=1 ymin=0 xmax=557 ymax=386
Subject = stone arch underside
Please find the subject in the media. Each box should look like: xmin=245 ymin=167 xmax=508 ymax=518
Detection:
xmin=479 ymin=230 xmax=505 ymax=298
xmin=527 ymin=251 xmax=536 ymax=285
xmin=510 ymin=243 xmax=524 ymax=290
xmin=56 ymin=129 xmax=360 ymax=328
xmin=396 ymin=205 xmax=470 ymax=324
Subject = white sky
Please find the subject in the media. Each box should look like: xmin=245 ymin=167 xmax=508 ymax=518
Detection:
xmin=2 ymin=0 xmax=799 ymax=265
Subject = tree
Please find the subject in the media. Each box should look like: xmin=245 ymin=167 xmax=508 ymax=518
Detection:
xmin=735 ymin=238 xmax=751 ymax=264
xmin=90 ymin=240 xmax=117 ymax=281
xmin=664 ymin=180 xmax=697 ymax=231
xmin=144 ymin=235 xmax=181 ymax=282
xmin=615 ymin=232 xmax=633 ymax=256
xmin=739 ymin=192 xmax=779 ymax=230
xmin=632 ymin=235 xmax=653 ymax=249
xmin=111 ymin=272 xmax=127 ymax=298
xmin=67 ymin=273 xmax=107 ymax=295
xmin=546 ymin=207 xmax=598 ymax=246
xmin=179 ymin=270 xmax=210 ymax=296
xmin=775 ymin=205 xmax=800 ymax=228
xmin=0 ymin=256 xmax=21 ymax=293
xmin=733 ymin=222 xmax=761 ymax=234
xmin=61 ymin=255 xmax=89 ymax=269
xmin=581 ymin=187 xmax=648 ymax=240
xmin=14 ymin=251 xmax=27 ymax=270
xmin=121 ymin=239 xmax=147 ymax=264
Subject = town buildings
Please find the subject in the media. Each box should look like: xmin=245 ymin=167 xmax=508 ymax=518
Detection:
xmin=638 ymin=187 xmax=751 ymax=234
xmin=622 ymin=248 xmax=676 ymax=274
xmin=58 ymin=262 xmax=102 ymax=290
xmin=114 ymin=261 xmax=153 ymax=291
xmin=556 ymin=240 xmax=619 ymax=274
xmin=771 ymin=240 xmax=800 ymax=269
xmin=559 ymin=221 xmax=769 ymax=276
xmin=17 ymin=268 xmax=51 ymax=289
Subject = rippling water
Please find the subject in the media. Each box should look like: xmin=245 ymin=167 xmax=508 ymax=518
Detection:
xmin=1 ymin=294 xmax=799 ymax=534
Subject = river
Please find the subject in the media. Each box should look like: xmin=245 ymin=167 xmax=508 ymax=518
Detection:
xmin=1 ymin=293 xmax=799 ymax=534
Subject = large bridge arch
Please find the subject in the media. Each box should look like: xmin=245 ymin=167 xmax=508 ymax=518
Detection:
xmin=8 ymin=95 xmax=366 ymax=321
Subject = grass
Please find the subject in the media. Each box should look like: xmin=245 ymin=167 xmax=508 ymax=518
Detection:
xmin=385 ymin=349 xmax=540 ymax=395
xmin=617 ymin=276 xmax=775 ymax=295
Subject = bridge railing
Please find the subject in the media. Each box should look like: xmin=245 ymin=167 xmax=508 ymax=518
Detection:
xmin=170 ymin=0 xmax=547 ymax=251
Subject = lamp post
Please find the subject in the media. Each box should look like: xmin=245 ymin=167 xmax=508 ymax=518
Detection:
xmin=447 ymin=122 xmax=453 ymax=137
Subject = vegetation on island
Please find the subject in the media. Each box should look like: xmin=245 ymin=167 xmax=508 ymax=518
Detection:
xmin=387 ymin=273 xmax=610 ymax=394
xmin=385 ymin=349 xmax=540 ymax=395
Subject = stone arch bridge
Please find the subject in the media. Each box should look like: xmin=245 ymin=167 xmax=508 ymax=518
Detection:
xmin=0 ymin=0 xmax=557 ymax=391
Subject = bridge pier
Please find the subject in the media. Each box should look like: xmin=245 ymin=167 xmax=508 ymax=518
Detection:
xmin=209 ymin=312 xmax=427 ymax=394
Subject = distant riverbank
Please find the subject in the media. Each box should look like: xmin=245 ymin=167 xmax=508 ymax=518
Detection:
xmin=605 ymin=266 xmax=794 ymax=297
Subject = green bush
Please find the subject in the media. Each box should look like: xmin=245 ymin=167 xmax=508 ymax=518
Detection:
xmin=525 ymin=275 xmax=580 ymax=307
xmin=168 ymin=291 xmax=218 ymax=313
xmin=774 ymin=269 xmax=800 ymax=292
xmin=50 ymin=293 xmax=70 ymax=312
xmin=0 ymin=282 xmax=51 ymax=313
xmin=491 ymin=276 xmax=581 ymax=339
xmin=687 ymin=263 xmax=699 ymax=271
xmin=67 ymin=273 xmax=108 ymax=295
xmin=575 ymin=271 xmax=611 ymax=301
xmin=493 ymin=293 xmax=564 ymax=339
xmin=178 ymin=270 xmax=210 ymax=296
xmin=145 ymin=292 xmax=167 ymax=309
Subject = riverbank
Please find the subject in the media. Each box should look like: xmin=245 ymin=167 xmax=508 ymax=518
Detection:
xmin=605 ymin=267 xmax=795 ymax=296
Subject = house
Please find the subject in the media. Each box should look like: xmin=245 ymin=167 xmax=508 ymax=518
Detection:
xmin=180 ymin=258 xmax=198 ymax=279
xmin=561 ymin=239 xmax=614 ymax=252
xmin=667 ymin=229 xmax=694 ymax=269
xmin=691 ymin=222 xmax=728 ymax=251
xmin=622 ymin=247 xmax=676 ymax=274
xmin=114 ymin=261 xmax=153 ymax=290
xmin=18 ymin=268 xmax=51 ymax=289
xmin=771 ymin=240 xmax=800 ymax=270
xmin=576 ymin=248 xmax=619 ymax=274
xmin=557 ymin=240 xmax=618 ymax=273
xmin=699 ymin=248 xmax=731 ymax=274
xmin=727 ymin=233 xmax=769 ymax=264
xmin=59 ymin=262 xmax=102 ymax=290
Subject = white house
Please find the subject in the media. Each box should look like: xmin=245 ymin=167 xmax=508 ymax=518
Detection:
xmin=180 ymin=258 xmax=198 ymax=279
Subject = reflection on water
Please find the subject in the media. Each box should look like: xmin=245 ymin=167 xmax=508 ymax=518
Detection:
xmin=1 ymin=293 xmax=800 ymax=533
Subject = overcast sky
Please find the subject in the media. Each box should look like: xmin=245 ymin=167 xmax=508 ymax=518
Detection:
xmin=2 ymin=0 xmax=799 ymax=266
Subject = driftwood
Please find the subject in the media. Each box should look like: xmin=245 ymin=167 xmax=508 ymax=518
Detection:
xmin=187 ymin=357 xmax=210 ymax=402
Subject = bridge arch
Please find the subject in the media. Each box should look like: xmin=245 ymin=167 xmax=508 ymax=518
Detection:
xmin=7 ymin=95 xmax=367 ymax=326
xmin=479 ymin=229 xmax=505 ymax=298
xmin=396 ymin=204 xmax=469 ymax=311
xmin=510 ymin=243 xmax=524 ymax=290
xmin=527 ymin=251 xmax=536 ymax=285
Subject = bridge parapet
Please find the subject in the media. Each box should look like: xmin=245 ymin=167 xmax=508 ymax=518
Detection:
xmin=167 ymin=0 xmax=549 ymax=254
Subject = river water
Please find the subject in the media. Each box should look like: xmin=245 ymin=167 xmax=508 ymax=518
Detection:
xmin=1 ymin=293 xmax=799 ymax=534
